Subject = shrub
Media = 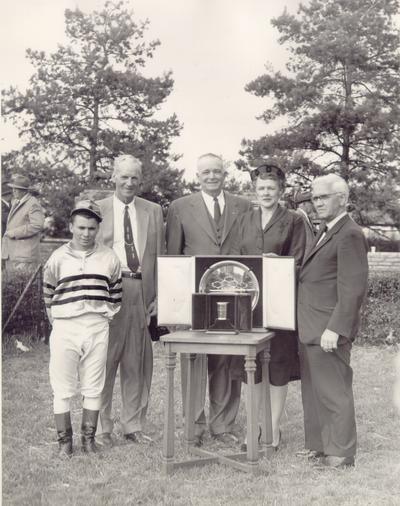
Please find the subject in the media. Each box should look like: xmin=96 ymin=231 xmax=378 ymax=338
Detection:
xmin=1 ymin=266 xmax=50 ymax=351
xmin=358 ymin=272 xmax=400 ymax=346
xmin=367 ymin=236 xmax=400 ymax=252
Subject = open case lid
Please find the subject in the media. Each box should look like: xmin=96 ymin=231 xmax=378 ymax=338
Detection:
xmin=157 ymin=255 xmax=296 ymax=330
xmin=262 ymin=255 xmax=295 ymax=330
xmin=157 ymin=256 xmax=195 ymax=325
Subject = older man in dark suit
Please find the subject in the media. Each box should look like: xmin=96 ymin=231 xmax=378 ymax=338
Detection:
xmin=297 ymin=174 xmax=368 ymax=468
xmin=96 ymin=154 xmax=164 ymax=447
xmin=166 ymin=153 xmax=251 ymax=445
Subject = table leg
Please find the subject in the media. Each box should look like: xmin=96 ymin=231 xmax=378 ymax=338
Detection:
xmin=184 ymin=353 xmax=196 ymax=449
xmin=245 ymin=353 xmax=259 ymax=474
xmin=162 ymin=347 xmax=176 ymax=475
xmin=260 ymin=342 xmax=273 ymax=454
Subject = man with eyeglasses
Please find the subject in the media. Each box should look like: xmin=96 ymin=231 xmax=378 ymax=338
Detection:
xmin=297 ymin=174 xmax=368 ymax=469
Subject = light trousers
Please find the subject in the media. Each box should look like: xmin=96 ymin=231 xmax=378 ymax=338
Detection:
xmin=49 ymin=313 xmax=109 ymax=414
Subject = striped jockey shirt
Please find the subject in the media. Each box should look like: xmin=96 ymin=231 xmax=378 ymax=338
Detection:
xmin=43 ymin=242 xmax=122 ymax=320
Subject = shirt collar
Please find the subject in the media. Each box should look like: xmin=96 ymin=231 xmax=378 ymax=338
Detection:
xmin=113 ymin=194 xmax=136 ymax=210
xmin=326 ymin=212 xmax=347 ymax=230
xmin=201 ymin=190 xmax=224 ymax=206
xmin=66 ymin=241 xmax=99 ymax=257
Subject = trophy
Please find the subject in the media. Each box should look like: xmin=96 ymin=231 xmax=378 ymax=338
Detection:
xmin=191 ymin=260 xmax=257 ymax=333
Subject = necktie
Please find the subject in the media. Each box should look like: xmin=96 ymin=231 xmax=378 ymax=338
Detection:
xmin=315 ymin=222 xmax=328 ymax=246
xmin=124 ymin=205 xmax=140 ymax=272
xmin=213 ymin=197 xmax=221 ymax=223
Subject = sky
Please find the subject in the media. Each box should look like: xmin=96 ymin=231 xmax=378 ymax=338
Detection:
xmin=1 ymin=0 xmax=302 ymax=180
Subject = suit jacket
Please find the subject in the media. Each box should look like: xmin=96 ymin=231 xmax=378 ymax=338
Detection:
xmin=297 ymin=214 xmax=368 ymax=345
xmin=295 ymin=208 xmax=315 ymax=255
xmin=2 ymin=199 xmax=10 ymax=237
xmin=1 ymin=193 xmax=44 ymax=262
xmin=232 ymin=205 xmax=306 ymax=268
xmin=96 ymin=195 xmax=165 ymax=308
xmin=166 ymin=191 xmax=251 ymax=255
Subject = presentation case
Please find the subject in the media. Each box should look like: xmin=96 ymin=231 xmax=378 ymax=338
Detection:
xmin=157 ymin=255 xmax=296 ymax=331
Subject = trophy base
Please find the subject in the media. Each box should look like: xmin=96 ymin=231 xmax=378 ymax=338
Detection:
xmin=205 ymin=329 xmax=239 ymax=335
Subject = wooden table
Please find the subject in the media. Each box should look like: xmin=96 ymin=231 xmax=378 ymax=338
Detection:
xmin=160 ymin=330 xmax=274 ymax=475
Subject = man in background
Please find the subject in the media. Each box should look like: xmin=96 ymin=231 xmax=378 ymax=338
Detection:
xmin=2 ymin=174 xmax=44 ymax=271
xmin=1 ymin=180 xmax=12 ymax=238
xmin=297 ymin=174 xmax=368 ymax=469
xmin=96 ymin=154 xmax=164 ymax=447
xmin=166 ymin=153 xmax=251 ymax=446
xmin=294 ymin=191 xmax=315 ymax=254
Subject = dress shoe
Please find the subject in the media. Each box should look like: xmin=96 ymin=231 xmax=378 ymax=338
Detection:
xmin=307 ymin=451 xmax=325 ymax=462
xmin=212 ymin=432 xmax=239 ymax=445
xmin=124 ymin=431 xmax=153 ymax=444
xmin=97 ymin=432 xmax=113 ymax=449
xmin=193 ymin=434 xmax=204 ymax=447
xmin=316 ymin=455 xmax=355 ymax=469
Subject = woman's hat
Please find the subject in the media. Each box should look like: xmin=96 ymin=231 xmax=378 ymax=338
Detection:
xmin=250 ymin=164 xmax=285 ymax=182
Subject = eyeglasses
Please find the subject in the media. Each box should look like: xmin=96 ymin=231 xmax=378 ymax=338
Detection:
xmin=311 ymin=192 xmax=343 ymax=204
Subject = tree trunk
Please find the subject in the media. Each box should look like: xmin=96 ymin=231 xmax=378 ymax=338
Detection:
xmin=341 ymin=60 xmax=353 ymax=181
xmin=89 ymin=98 xmax=99 ymax=182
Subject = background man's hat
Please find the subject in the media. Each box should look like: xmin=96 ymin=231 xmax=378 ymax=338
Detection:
xmin=8 ymin=174 xmax=31 ymax=190
xmin=70 ymin=200 xmax=102 ymax=222
xmin=250 ymin=164 xmax=285 ymax=182
xmin=295 ymin=191 xmax=312 ymax=204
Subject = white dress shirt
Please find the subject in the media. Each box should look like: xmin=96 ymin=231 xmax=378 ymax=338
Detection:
xmin=317 ymin=212 xmax=347 ymax=245
xmin=112 ymin=195 xmax=139 ymax=269
xmin=201 ymin=191 xmax=225 ymax=219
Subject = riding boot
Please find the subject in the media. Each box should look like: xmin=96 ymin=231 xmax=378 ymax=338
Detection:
xmin=55 ymin=412 xmax=73 ymax=457
xmin=81 ymin=408 xmax=99 ymax=454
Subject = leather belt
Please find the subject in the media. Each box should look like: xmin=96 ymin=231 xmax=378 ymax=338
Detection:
xmin=121 ymin=271 xmax=142 ymax=280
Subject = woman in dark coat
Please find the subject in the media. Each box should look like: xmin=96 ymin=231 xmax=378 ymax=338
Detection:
xmin=233 ymin=164 xmax=306 ymax=450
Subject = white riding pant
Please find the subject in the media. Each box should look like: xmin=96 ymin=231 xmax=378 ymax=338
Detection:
xmin=49 ymin=313 xmax=109 ymax=414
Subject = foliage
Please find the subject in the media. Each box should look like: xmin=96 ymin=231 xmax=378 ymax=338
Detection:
xmin=366 ymin=234 xmax=400 ymax=252
xmin=2 ymin=0 xmax=183 ymax=189
xmin=358 ymin=272 xmax=400 ymax=345
xmin=2 ymin=150 xmax=85 ymax=236
xmin=185 ymin=175 xmax=252 ymax=196
xmin=239 ymin=0 xmax=400 ymax=227
xmin=1 ymin=266 xmax=50 ymax=349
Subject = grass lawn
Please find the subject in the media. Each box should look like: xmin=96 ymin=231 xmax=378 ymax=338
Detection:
xmin=2 ymin=341 xmax=400 ymax=505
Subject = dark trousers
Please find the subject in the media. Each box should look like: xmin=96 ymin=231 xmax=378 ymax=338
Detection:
xmin=181 ymin=354 xmax=241 ymax=435
xmin=300 ymin=342 xmax=357 ymax=458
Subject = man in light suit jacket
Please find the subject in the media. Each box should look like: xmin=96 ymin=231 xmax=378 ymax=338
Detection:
xmin=2 ymin=174 xmax=44 ymax=271
xmin=166 ymin=153 xmax=251 ymax=446
xmin=96 ymin=154 xmax=164 ymax=447
xmin=297 ymin=174 xmax=368 ymax=469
